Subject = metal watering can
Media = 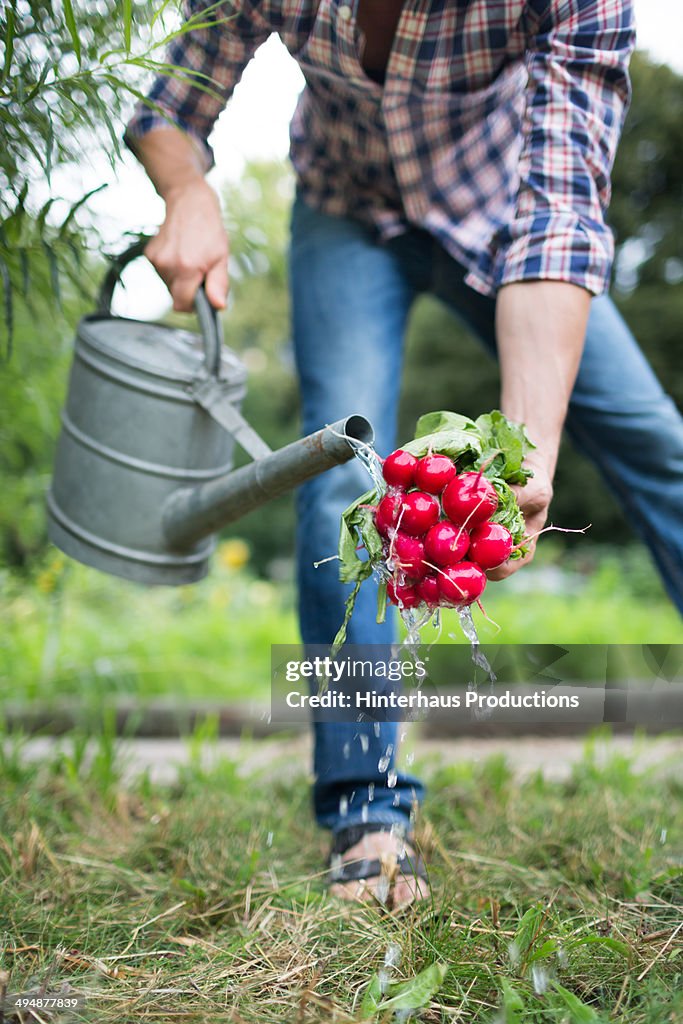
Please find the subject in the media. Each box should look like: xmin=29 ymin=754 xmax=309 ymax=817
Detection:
xmin=47 ymin=241 xmax=373 ymax=585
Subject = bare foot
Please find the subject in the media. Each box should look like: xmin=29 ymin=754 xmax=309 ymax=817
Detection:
xmin=329 ymin=830 xmax=429 ymax=909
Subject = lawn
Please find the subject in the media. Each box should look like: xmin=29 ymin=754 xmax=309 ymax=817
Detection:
xmin=0 ymin=729 xmax=681 ymax=1022
xmin=1 ymin=543 xmax=681 ymax=708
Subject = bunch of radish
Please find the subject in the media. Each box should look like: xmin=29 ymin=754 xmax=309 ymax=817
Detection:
xmin=334 ymin=410 xmax=535 ymax=650
xmin=378 ymin=449 xmax=514 ymax=611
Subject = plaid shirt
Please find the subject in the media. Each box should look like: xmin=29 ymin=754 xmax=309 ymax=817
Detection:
xmin=125 ymin=0 xmax=635 ymax=297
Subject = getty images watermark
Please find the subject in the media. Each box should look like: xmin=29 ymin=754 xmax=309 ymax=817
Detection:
xmin=270 ymin=644 xmax=683 ymax=728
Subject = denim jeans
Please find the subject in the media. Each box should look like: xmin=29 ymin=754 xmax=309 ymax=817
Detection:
xmin=289 ymin=194 xmax=683 ymax=838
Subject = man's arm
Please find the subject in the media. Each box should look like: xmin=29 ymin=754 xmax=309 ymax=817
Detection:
xmin=488 ymin=0 xmax=635 ymax=575
xmin=133 ymin=129 xmax=230 ymax=311
xmin=490 ymin=280 xmax=591 ymax=579
xmin=124 ymin=0 xmax=269 ymax=309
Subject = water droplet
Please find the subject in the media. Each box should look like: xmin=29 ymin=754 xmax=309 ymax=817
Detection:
xmin=361 ymin=803 xmax=369 ymax=823
xmin=377 ymin=966 xmax=391 ymax=992
xmin=660 ymin=828 xmax=668 ymax=844
xmin=556 ymin=946 xmax=569 ymax=968
xmin=373 ymin=722 xmax=381 ymax=737
xmin=387 ymin=770 xmax=397 ymax=788
xmin=368 ymin=783 xmax=375 ymax=802
xmin=339 ymin=796 xmax=348 ymax=817
xmin=266 ymin=831 xmax=273 ymax=848
xmin=343 ymin=741 xmax=351 ymax=759
xmin=532 ymin=965 xmax=549 ymax=995
xmin=406 ymin=752 xmax=414 ymax=766
xmin=393 ymin=793 xmax=400 ymax=806
xmin=375 ymin=875 xmax=390 ymax=905
xmin=508 ymin=941 xmax=520 ymax=966
xmin=384 ymin=942 xmax=402 ymax=968
xmin=359 ymin=734 xmax=369 ymax=753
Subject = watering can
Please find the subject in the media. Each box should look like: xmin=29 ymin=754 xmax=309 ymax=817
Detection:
xmin=47 ymin=241 xmax=373 ymax=585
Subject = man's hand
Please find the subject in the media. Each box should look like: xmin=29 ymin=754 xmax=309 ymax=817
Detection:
xmin=492 ymin=279 xmax=591 ymax=579
xmin=126 ymin=127 xmax=229 ymax=312
xmin=145 ymin=179 xmax=229 ymax=312
xmin=487 ymin=453 xmax=554 ymax=581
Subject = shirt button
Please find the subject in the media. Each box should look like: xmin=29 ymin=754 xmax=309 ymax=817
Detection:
xmin=338 ymin=4 xmax=352 ymax=19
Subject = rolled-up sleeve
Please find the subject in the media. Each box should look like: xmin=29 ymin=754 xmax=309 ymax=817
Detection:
xmin=492 ymin=0 xmax=635 ymax=295
xmin=124 ymin=0 xmax=270 ymax=169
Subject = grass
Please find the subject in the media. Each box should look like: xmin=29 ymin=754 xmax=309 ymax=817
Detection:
xmin=0 ymin=727 xmax=681 ymax=1022
xmin=1 ymin=544 xmax=681 ymax=708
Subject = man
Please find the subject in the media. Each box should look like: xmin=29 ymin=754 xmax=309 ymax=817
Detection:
xmin=125 ymin=0 xmax=683 ymax=909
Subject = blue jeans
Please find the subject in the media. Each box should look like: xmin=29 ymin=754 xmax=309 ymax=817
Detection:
xmin=290 ymin=194 xmax=683 ymax=838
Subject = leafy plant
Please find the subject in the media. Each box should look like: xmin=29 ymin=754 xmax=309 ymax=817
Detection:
xmin=0 ymin=0 xmax=229 ymax=350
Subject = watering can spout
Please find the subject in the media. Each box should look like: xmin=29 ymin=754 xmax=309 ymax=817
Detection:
xmin=163 ymin=414 xmax=373 ymax=551
xmin=46 ymin=242 xmax=376 ymax=586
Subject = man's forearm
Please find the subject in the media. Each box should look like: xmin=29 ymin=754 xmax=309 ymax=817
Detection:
xmin=496 ymin=281 xmax=591 ymax=477
xmin=128 ymin=127 xmax=208 ymax=199
xmin=127 ymin=127 xmax=229 ymax=311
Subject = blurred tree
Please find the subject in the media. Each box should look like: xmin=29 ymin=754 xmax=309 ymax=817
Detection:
xmin=0 ymin=0 xmax=224 ymax=351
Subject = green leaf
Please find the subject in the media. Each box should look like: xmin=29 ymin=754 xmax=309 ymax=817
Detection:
xmin=331 ymin=581 xmax=363 ymax=657
xmin=569 ymin=935 xmax=630 ymax=957
xmin=512 ymin=903 xmax=548 ymax=966
xmin=376 ymin=579 xmax=387 ymax=624
xmin=45 ymin=115 xmax=54 ymax=181
xmin=551 ymin=981 xmax=603 ymax=1022
xmin=338 ymin=487 xmax=378 ymax=583
xmin=122 ymin=0 xmax=133 ymax=51
xmin=25 ymin=60 xmax=55 ymax=102
xmin=59 ymin=184 xmax=107 ymax=237
xmin=402 ymin=429 xmax=481 ymax=462
xmin=62 ymin=0 xmax=82 ymax=65
xmin=489 ymin=478 xmax=527 ymax=551
xmin=42 ymin=243 xmax=61 ymax=308
xmin=0 ymin=256 xmax=14 ymax=359
xmin=2 ymin=2 xmax=15 ymax=84
xmin=151 ymin=0 xmax=176 ymax=29
xmin=475 ymin=410 xmax=535 ymax=486
xmin=498 ymin=977 xmax=525 ymax=1023
xmin=36 ymin=198 xmax=56 ymax=235
xmin=414 ymin=409 xmax=478 ymax=438
xmin=379 ymin=962 xmax=448 ymax=1012
xmin=358 ymin=973 xmax=382 ymax=1019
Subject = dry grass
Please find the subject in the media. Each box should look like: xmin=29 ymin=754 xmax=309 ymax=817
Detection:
xmin=0 ymin=728 xmax=681 ymax=1022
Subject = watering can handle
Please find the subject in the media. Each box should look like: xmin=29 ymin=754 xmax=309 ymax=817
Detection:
xmin=98 ymin=237 xmax=223 ymax=378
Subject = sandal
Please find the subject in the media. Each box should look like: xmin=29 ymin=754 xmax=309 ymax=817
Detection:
xmin=327 ymin=823 xmax=429 ymax=893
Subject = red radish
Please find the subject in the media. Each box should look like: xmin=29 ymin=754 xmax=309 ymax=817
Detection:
xmin=442 ymin=472 xmax=498 ymax=527
xmin=399 ymin=491 xmax=440 ymax=537
xmin=468 ymin=522 xmax=513 ymax=569
xmin=416 ymin=574 xmax=440 ymax=606
xmin=387 ymin=579 xmax=421 ymax=608
xmin=414 ymin=453 xmax=457 ymax=494
xmin=390 ymin=532 xmax=427 ymax=579
xmin=383 ymin=449 xmax=418 ymax=488
xmin=375 ymin=493 xmax=402 ymax=536
xmin=424 ymin=521 xmax=470 ymax=566
xmin=437 ymin=561 xmax=487 ymax=606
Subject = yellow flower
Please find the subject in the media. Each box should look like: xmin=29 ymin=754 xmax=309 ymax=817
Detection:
xmin=36 ymin=571 xmax=56 ymax=594
xmin=217 ymin=538 xmax=250 ymax=571
xmin=49 ymin=553 xmax=66 ymax=574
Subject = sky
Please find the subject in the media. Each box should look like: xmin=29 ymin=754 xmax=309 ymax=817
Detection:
xmin=68 ymin=0 xmax=682 ymax=316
